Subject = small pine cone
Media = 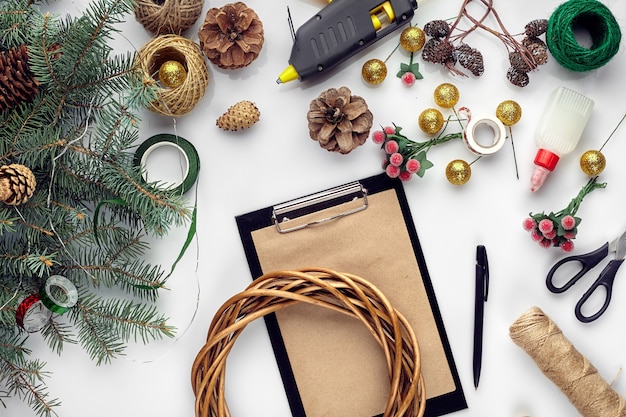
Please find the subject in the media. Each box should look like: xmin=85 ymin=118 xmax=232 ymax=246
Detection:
xmin=423 ymin=20 xmax=450 ymax=38
xmin=523 ymin=36 xmax=549 ymax=65
xmin=422 ymin=38 xmax=454 ymax=64
xmin=525 ymin=19 xmax=548 ymax=37
xmin=216 ymin=100 xmax=260 ymax=131
xmin=506 ymin=66 xmax=530 ymax=87
xmin=0 ymin=164 xmax=37 ymax=205
xmin=509 ymin=51 xmax=533 ymax=73
xmin=0 ymin=45 xmax=41 ymax=112
xmin=454 ymin=44 xmax=484 ymax=76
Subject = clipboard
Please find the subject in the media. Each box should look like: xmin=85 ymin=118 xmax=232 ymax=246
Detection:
xmin=235 ymin=173 xmax=467 ymax=417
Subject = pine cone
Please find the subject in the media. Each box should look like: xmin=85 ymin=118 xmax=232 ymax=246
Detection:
xmin=525 ymin=19 xmax=548 ymax=37
xmin=454 ymin=44 xmax=484 ymax=76
xmin=422 ymin=38 xmax=454 ymax=64
xmin=0 ymin=45 xmax=41 ymax=112
xmin=423 ymin=20 xmax=450 ymax=38
xmin=506 ymin=66 xmax=530 ymax=87
xmin=197 ymin=2 xmax=264 ymax=69
xmin=0 ymin=164 xmax=36 ymax=205
xmin=307 ymin=86 xmax=373 ymax=154
xmin=509 ymin=51 xmax=533 ymax=73
xmin=523 ymin=36 xmax=549 ymax=65
xmin=216 ymin=100 xmax=260 ymax=131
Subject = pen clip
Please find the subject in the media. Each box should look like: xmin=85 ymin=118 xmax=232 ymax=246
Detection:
xmin=477 ymin=245 xmax=489 ymax=302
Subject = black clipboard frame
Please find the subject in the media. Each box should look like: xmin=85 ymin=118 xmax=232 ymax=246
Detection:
xmin=235 ymin=173 xmax=467 ymax=417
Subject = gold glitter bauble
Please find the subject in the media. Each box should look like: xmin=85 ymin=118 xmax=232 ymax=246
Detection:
xmin=580 ymin=150 xmax=606 ymax=176
xmin=362 ymin=59 xmax=387 ymax=84
xmin=158 ymin=60 xmax=187 ymax=88
xmin=496 ymin=100 xmax=522 ymax=126
xmin=418 ymin=108 xmax=444 ymax=134
xmin=446 ymin=159 xmax=471 ymax=185
xmin=400 ymin=26 xmax=425 ymax=53
xmin=433 ymin=83 xmax=459 ymax=108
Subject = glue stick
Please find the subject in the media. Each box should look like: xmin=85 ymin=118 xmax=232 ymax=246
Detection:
xmin=530 ymin=86 xmax=594 ymax=192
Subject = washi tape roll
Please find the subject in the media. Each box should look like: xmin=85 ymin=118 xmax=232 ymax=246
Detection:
xmin=40 ymin=275 xmax=78 ymax=314
xmin=134 ymin=134 xmax=200 ymax=195
xmin=16 ymin=294 xmax=52 ymax=332
xmin=462 ymin=111 xmax=507 ymax=155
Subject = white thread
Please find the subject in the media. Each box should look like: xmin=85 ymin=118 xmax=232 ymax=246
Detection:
xmin=463 ymin=113 xmax=507 ymax=155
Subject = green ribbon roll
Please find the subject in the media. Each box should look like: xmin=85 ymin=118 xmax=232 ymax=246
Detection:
xmin=39 ymin=275 xmax=78 ymax=314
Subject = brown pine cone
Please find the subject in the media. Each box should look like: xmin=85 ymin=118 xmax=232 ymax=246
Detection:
xmin=0 ymin=164 xmax=36 ymax=205
xmin=422 ymin=38 xmax=454 ymax=64
xmin=506 ymin=66 xmax=530 ymax=87
xmin=523 ymin=36 xmax=549 ymax=66
xmin=0 ymin=45 xmax=41 ymax=112
xmin=197 ymin=2 xmax=264 ymax=69
xmin=454 ymin=44 xmax=484 ymax=76
xmin=307 ymin=86 xmax=373 ymax=154
xmin=423 ymin=20 xmax=450 ymax=38
xmin=509 ymin=51 xmax=533 ymax=73
xmin=525 ymin=19 xmax=548 ymax=37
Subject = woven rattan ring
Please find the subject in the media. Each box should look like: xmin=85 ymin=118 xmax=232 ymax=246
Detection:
xmin=135 ymin=34 xmax=209 ymax=117
xmin=191 ymin=268 xmax=426 ymax=417
xmin=134 ymin=0 xmax=204 ymax=36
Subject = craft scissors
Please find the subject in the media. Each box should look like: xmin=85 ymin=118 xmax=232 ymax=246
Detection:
xmin=546 ymin=229 xmax=626 ymax=323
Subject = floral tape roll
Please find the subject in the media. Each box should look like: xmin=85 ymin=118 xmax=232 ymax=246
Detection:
xmin=16 ymin=293 xmax=52 ymax=332
xmin=40 ymin=275 xmax=78 ymax=314
xmin=462 ymin=112 xmax=507 ymax=155
xmin=134 ymin=134 xmax=200 ymax=195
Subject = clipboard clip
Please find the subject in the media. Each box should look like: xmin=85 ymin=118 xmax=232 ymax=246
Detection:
xmin=272 ymin=181 xmax=369 ymax=233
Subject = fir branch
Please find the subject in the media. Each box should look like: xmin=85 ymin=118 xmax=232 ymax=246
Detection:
xmin=40 ymin=318 xmax=77 ymax=356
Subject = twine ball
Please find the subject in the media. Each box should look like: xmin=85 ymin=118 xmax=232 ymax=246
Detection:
xmin=134 ymin=0 xmax=204 ymax=36
xmin=136 ymin=34 xmax=209 ymax=117
xmin=547 ymin=0 xmax=621 ymax=72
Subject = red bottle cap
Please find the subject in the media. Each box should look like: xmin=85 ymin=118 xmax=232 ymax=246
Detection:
xmin=534 ymin=149 xmax=560 ymax=171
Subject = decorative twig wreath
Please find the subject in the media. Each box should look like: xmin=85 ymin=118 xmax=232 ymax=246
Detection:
xmin=191 ymin=268 xmax=426 ymax=417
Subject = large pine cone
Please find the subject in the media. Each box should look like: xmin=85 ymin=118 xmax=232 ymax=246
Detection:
xmin=197 ymin=2 xmax=264 ymax=69
xmin=307 ymin=86 xmax=373 ymax=154
xmin=0 ymin=45 xmax=41 ymax=112
xmin=0 ymin=164 xmax=37 ymax=205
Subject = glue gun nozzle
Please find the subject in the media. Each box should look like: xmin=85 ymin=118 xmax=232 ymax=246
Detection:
xmin=277 ymin=64 xmax=299 ymax=84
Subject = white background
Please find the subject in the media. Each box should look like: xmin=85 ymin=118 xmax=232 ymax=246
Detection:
xmin=4 ymin=0 xmax=626 ymax=416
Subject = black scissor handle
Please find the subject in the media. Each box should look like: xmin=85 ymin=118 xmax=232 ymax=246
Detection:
xmin=546 ymin=242 xmax=609 ymax=293
xmin=575 ymin=258 xmax=624 ymax=323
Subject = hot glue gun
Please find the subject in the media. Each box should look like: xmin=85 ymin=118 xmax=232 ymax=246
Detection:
xmin=277 ymin=0 xmax=418 ymax=84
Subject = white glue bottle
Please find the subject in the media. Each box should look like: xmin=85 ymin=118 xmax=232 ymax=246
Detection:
xmin=530 ymin=86 xmax=594 ymax=192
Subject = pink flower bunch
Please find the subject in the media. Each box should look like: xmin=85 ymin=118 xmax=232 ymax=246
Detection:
xmin=372 ymin=123 xmax=462 ymax=181
xmin=522 ymin=177 xmax=607 ymax=252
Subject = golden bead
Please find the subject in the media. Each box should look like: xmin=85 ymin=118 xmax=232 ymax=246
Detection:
xmin=446 ymin=159 xmax=471 ymax=185
xmin=496 ymin=100 xmax=522 ymax=126
xmin=418 ymin=108 xmax=444 ymax=134
xmin=434 ymin=83 xmax=459 ymax=108
xmin=580 ymin=149 xmax=606 ymax=176
xmin=158 ymin=60 xmax=187 ymax=88
xmin=400 ymin=26 xmax=425 ymax=53
xmin=362 ymin=59 xmax=387 ymax=84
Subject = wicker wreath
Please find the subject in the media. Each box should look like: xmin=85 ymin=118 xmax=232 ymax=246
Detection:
xmin=135 ymin=34 xmax=209 ymax=117
xmin=134 ymin=0 xmax=204 ymax=36
xmin=191 ymin=268 xmax=426 ymax=417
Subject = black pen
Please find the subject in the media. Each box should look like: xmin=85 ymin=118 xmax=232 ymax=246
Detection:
xmin=473 ymin=245 xmax=489 ymax=389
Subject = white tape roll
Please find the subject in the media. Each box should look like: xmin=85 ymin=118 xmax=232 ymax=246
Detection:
xmin=463 ymin=113 xmax=507 ymax=155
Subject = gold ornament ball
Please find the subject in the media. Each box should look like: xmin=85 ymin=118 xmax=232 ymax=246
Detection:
xmin=400 ymin=26 xmax=425 ymax=53
xmin=434 ymin=83 xmax=459 ymax=108
xmin=446 ymin=159 xmax=471 ymax=185
xmin=158 ymin=60 xmax=187 ymax=88
xmin=418 ymin=108 xmax=444 ymax=134
xmin=362 ymin=59 xmax=387 ymax=85
xmin=580 ymin=150 xmax=606 ymax=176
xmin=496 ymin=100 xmax=522 ymax=126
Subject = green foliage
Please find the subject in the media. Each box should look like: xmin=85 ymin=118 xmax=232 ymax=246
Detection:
xmin=0 ymin=0 xmax=191 ymax=415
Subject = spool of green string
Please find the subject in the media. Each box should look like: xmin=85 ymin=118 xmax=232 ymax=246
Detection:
xmin=547 ymin=0 xmax=621 ymax=72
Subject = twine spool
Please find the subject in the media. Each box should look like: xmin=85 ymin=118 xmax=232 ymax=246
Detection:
xmin=547 ymin=0 xmax=622 ymax=71
xmin=509 ymin=306 xmax=626 ymax=416
xmin=134 ymin=0 xmax=204 ymax=36
xmin=135 ymin=34 xmax=209 ymax=117
xmin=191 ymin=268 xmax=426 ymax=417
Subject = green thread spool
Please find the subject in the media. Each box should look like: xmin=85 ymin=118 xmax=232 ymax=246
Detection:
xmin=547 ymin=0 xmax=621 ymax=72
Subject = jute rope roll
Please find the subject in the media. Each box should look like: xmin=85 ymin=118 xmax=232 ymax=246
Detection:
xmin=191 ymin=268 xmax=426 ymax=417
xmin=510 ymin=306 xmax=626 ymax=416
xmin=134 ymin=0 xmax=204 ymax=36
xmin=135 ymin=34 xmax=209 ymax=117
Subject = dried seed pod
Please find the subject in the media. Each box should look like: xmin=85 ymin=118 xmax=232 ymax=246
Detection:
xmin=523 ymin=36 xmax=549 ymax=65
xmin=509 ymin=51 xmax=533 ymax=73
xmin=506 ymin=66 xmax=530 ymax=87
xmin=423 ymin=20 xmax=451 ymax=38
xmin=422 ymin=38 xmax=454 ymax=64
xmin=454 ymin=44 xmax=484 ymax=76
xmin=525 ymin=19 xmax=548 ymax=37
xmin=216 ymin=100 xmax=261 ymax=131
